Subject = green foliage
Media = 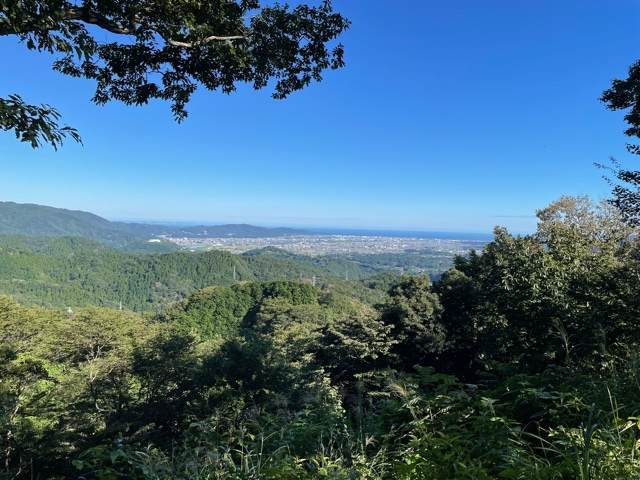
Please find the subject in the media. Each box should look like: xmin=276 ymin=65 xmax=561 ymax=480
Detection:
xmin=379 ymin=275 xmax=446 ymax=369
xmin=314 ymin=305 xmax=394 ymax=387
xmin=162 ymin=285 xmax=253 ymax=340
xmin=601 ymin=61 xmax=640 ymax=225
xmin=0 ymin=297 xmax=155 ymax=478
xmin=0 ymin=94 xmax=80 ymax=148
xmin=430 ymin=197 xmax=640 ymax=374
xmin=2 ymin=196 xmax=640 ymax=479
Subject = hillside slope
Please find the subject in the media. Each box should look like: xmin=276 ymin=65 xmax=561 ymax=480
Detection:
xmin=0 ymin=201 xmax=130 ymax=240
xmin=0 ymin=236 xmax=383 ymax=311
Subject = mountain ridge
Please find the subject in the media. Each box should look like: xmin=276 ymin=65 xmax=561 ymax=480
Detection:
xmin=0 ymin=201 xmax=306 ymax=247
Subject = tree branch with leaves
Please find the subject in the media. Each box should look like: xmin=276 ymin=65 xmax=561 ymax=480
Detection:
xmin=0 ymin=0 xmax=349 ymax=148
xmin=601 ymin=60 xmax=640 ymax=225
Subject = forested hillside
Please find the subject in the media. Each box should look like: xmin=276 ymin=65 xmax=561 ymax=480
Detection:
xmin=3 ymin=196 xmax=640 ymax=479
xmin=0 ymin=236 xmax=386 ymax=311
xmin=338 ymin=250 xmax=454 ymax=276
xmin=0 ymin=201 xmax=135 ymax=242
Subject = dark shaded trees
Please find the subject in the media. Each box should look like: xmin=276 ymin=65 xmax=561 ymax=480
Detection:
xmin=378 ymin=276 xmax=446 ymax=369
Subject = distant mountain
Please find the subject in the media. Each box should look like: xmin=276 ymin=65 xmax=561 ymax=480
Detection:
xmin=0 ymin=201 xmax=306 ymax=248
xmin=0 ymin=202 xmax=133 ymax=242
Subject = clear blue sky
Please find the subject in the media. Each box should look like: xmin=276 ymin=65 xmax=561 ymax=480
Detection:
xmin=1 ymin=1 xmax=639 ymax=233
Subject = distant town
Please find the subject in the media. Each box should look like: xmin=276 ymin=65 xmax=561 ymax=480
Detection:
xmin=162 ymin=234 xmax=486 ymax=257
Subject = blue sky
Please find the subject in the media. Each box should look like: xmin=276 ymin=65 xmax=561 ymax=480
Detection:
xmin=1 ymin=0 xmax=639 ymax=233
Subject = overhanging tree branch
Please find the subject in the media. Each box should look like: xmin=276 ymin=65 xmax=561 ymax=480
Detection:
xmin=0 ymin=0 xmax=349 ymax=149
xmin=1 ymin=9 xmax=245 ymax=48
xmin=63 ymin=7 xmax=136 ymax=35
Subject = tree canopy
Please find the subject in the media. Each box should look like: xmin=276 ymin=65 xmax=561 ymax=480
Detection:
xmin=0 ymin=0 xmax=349 ymax=148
